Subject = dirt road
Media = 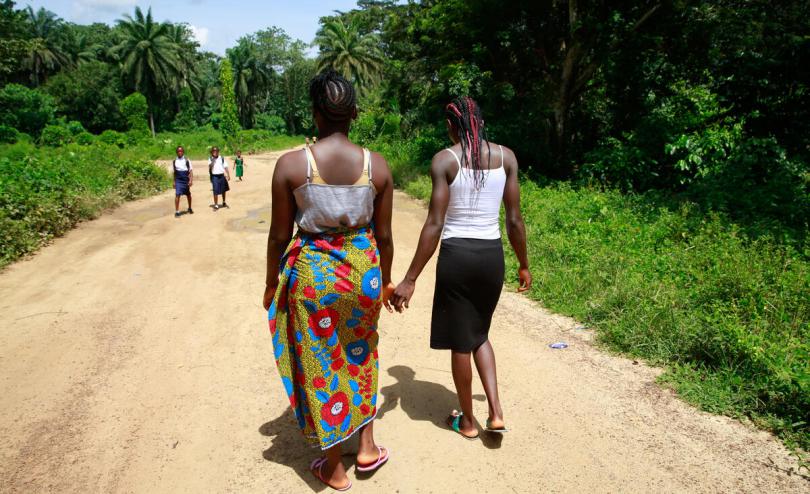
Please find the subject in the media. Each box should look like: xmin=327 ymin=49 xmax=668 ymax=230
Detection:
xmin=0 ymin=149 xmax=805 ymax=493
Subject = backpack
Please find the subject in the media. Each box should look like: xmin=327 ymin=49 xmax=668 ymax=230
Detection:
xmin=172 ymin=157 xmax=191 ymax=174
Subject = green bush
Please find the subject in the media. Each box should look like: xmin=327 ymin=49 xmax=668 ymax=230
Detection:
xmin=172 ymin=88 xmax=201 ymax=131
xmin=119 ymin=92 xmax=149 ymax=133
xmin=99 ymin=129 xmax=127 ymax=148
xmin=0 ymin=143 xmax=170 ymax=267
xmin=75 ymin=131 xmax=94 ymax=146
xmin=65 ymin=120 xmax=86 ymax=136
xmin=43 ymin=62 xmax=125 ymax=133
xmin=39 ymin=124 xmax=72 ymax=147
xmin=0 ymin=125 xmax=19 ymax=144
xmin=0 ymin=84 xmax=55 ymax=136
xmin=501 ymin=181 xmax=809 ymax=450
xmin=255 ymin=113 xmax=287 ymax=135
xmin=350 ymin=110 xmax=380 ymax=146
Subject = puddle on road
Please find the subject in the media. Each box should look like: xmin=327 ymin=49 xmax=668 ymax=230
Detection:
xmin=227 ymin=206 xmax=271 ymax=233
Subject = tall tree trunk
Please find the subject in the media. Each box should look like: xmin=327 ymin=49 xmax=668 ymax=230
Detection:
xmin=149 ymin=112 xmax=156 ymax=137
xmin=549 ymin=2 xmax=662 ymax=177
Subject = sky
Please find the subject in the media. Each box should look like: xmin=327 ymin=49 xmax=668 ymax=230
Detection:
xmin=23 ymin=0 xmax=361 ymax=55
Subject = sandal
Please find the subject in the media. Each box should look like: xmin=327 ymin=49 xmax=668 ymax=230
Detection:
xmin=311 ymin=457 xmax=352 ymax=491
xmin=485 ymin=418 xmax=509 ymax=433
xmin=446 ymin=410 xmax=479 ymax=440
xmin=356 ymin=446 xmax=390 ymax=473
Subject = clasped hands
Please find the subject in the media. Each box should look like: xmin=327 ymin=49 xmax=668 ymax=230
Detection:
xmin=382 ymin=279 xmax=415 ymax=314
xmin=265 ymin=269 xmax=531 ymax=313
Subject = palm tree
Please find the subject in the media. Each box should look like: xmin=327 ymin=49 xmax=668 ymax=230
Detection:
xmin=164 ymin=23 xmax=202 ymax=97
xmin=112 ymin=7 xmax=181 ymax=136
xmin=62 ymin=28 xmax=101 ymax=66
xmin=315 ymin=19 xmax=383 ymax=94
xmin=23 ymin=7 xmax=70 ymax=85
xmin=227 ymin=37 xmax=273 ymax=128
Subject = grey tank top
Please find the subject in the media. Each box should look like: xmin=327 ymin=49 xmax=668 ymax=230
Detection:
xmin=293 ymin=146 xmax=376 ymax=233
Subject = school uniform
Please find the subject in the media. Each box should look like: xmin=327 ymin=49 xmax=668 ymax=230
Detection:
xmin=173 ymin=157 xmax=192 ymax=196
xmin=209 ymin=156 xmax=230 ymax=195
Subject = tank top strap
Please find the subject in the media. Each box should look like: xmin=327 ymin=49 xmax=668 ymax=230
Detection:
xmin=445 ymin=148 xmax=461 ymax=171
xmin=304 ymin=146 xmax=327 ymax=184
xmin=353 ymin=148 xmax=372 ymax=185
xmin=499 ymin=144 xmax=504 ymax=169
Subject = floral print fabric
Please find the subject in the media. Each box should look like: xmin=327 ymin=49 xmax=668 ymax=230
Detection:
xmin=268 ymin=226 xmax=381 ymax=449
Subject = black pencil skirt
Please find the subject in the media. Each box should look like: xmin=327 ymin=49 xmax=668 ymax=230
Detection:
xmin=430 ymin=237 xmax=505 ymax=352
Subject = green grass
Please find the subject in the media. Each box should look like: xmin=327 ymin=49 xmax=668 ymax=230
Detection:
xmin=377 ymin=137 xmax=809 ymax=459
xmin=128 ymin=129 xmax=303 ymax=160
xmin=0 ymin=129 xmax=304 ymax=267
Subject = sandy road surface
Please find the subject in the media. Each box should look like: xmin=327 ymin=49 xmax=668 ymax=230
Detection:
xmin=0 ymin=149 xmax=806 ymax=493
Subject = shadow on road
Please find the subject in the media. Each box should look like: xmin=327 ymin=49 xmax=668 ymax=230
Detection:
xmin=378 ymin=365 xmax=498 ymax=447
xmin=259 ymin=409 xmax=325 ymax=492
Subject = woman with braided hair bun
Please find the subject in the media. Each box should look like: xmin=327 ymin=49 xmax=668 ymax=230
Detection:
xmin=263 ymin=70 xmax=395 ymax=490
xmin=391 ymin=96 xmax=532 ymax=440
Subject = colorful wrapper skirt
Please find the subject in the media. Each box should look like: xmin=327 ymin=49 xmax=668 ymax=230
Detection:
xmin=268 ymin=226 xmax=381 ymax=449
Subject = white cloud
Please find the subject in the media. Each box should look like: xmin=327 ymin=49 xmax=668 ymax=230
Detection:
xmin=189 ymin=25 xmax=209 ymax=47
xmin=73 ymin=0 xmax=137 ymax=13
xmin=71 ymin=0 xmax=137 ymax=22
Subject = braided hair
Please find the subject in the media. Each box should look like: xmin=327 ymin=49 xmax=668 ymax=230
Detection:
xmin=309 ymin=69 xmax=357 ymax=123
xmin=445 ymin=96 xmax=490 ymax=190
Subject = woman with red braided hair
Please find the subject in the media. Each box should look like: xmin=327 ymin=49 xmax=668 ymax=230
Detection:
xmin=391 ymin=96 xmax=532 ymax=439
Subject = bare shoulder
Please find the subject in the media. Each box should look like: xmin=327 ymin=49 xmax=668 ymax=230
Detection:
xmin=273 ymin=148 xmax=306 ymax=185
xmin=276 ymin=148 xmax=305 ymax=168
xmin=369 ymin=150 xmax=391 ymax=175
xmin=430 ymin=148 xmax=456 ymax=176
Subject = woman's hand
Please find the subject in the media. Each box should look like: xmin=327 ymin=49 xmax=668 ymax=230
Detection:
xmin=382 ymin=281 xmax=395 ymax=313
xmin=263 ymin=284 xmax=277 ymax=311
xmin=391 ymin=279 xmax=416 ymax=313
xmin=517 ymin=268 xmax=532 ymax=292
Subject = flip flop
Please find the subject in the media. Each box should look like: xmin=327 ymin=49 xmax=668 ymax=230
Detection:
xmin=446 ymin=410 xmax=479 ymax=440
xmin=485 ymin=419 xmax=509 ymax=433
xmin=356 ymin=445 xmax=390 ymax=472
xmin=310 ymin=457 xmax=352 ymax=491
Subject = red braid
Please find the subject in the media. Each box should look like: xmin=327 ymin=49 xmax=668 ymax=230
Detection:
xmin=445 ymin=97 xmax=490 ymax=190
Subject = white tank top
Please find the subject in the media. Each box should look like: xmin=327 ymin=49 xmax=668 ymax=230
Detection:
xmin=442 ymin=145 xmax=506 ymax=240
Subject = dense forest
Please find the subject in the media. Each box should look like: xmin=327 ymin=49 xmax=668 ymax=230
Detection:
xmin=0 ymin=0 xmax=807 ymax=454
xmin=2 ymin=0 xmax=806 ymax=235
xmin=0 ymin=1 xmax=315 ymax=136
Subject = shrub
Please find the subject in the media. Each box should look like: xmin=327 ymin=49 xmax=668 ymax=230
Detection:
xmin=75 ymin=131 xmax=94 ymax=146
xmin=0 ymin=84 xmax=55 ymax=136
xmin=255 ymin=113 xmax=286 ymax=135
xmin=43 ymin=61 xmax=125 ymax=133
xmin=65 ymin=120 xmax=86 ymax=136
xmin=0 ymin=125 xmax=19 ymax=144
xmin=119 ymin=92 xmax=149 ymax=133
xmin=99 ymin=129 xmax=127 ymax=148
xmin=39 ymin=125 xmax=72 ymax=147
xmin=350 ymin=110 xmax=380 ymax=146
xmin=502 ymin=181 xmax=809 ymax=449
xmin=0 ymin=144 xmax=170 ymax=267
